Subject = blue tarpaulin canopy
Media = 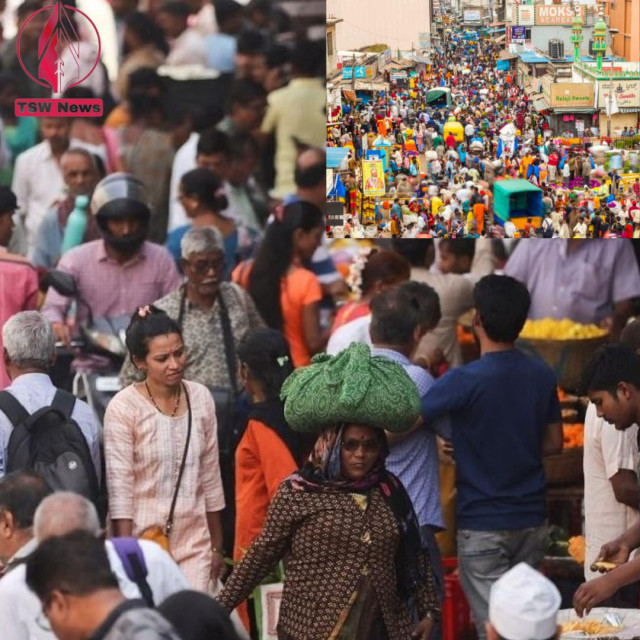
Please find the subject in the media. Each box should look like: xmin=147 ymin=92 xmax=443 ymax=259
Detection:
xmin=326 ymin=147 xmax=349 ymax=169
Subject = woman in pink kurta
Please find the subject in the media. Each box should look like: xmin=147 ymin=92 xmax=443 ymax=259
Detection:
xmin=104 ymin=309 xmax=225 ymax=592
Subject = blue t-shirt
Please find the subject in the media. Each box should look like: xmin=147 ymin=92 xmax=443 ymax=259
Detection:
xmin=422 ymin=349 xmax=561 ymax=531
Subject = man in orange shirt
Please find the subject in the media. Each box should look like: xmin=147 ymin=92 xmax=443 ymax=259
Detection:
xmin=473 ymin=199 xmax=488 ymax=235
xmin=0 ymin=187 xmax=39 ymax=388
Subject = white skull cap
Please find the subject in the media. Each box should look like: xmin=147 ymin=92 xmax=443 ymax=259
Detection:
xmin=489 ymin=563 xmax=561 ymax=640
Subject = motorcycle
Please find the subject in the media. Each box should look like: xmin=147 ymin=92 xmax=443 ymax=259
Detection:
xmin=46 ymin=269 xmax=128 ymax=423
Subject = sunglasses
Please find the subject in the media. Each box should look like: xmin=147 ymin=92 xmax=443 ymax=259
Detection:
xmin=187 ymin=259 xmax=225 ymax=275
xmin=341 ymin=439 xmax=381 ymax=453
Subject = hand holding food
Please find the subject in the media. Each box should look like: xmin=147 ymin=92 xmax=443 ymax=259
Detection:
xmin=597 ymin=539 xmax=631 ymax=567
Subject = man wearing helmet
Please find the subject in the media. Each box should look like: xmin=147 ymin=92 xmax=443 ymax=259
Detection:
xmin=41 ymin=173 xmax=181 ymax=352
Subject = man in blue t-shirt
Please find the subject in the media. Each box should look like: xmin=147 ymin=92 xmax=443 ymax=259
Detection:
xmin=421 ymin=274 xmax=563 ymax=640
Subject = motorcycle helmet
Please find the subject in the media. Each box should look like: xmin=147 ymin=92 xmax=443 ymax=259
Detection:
xmin=91 ymin=173 xmax=151 ymax=254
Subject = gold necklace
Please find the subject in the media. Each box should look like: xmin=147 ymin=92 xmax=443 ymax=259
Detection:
xmin=145 ymin=381 xmax=182 ymax=417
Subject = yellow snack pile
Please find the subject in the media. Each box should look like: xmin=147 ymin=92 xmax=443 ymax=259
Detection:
xmin=568 ymin=535 xmax=585 ymax=565
xmin=561 ymin=619 xmax=621 ymax=636
xmin=520 ymin=318 xmax=608 ymax=340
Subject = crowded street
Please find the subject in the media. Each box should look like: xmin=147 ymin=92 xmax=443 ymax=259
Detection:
xmin=326 ymin=5 xmax=640 ymax=239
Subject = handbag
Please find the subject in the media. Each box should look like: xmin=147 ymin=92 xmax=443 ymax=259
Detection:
xmin=139 ymin=384 xmax=192 ymax=555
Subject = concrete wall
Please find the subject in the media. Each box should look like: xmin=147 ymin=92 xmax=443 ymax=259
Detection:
xmin=531 ymin=25 xmax=606 ymax=58
xmin=327 ymin=0 xmax=432 ymax=52
xmin=608 ymin=0 xmax=640 ymax=64
xmin=327 ymin=24 xmax=338 ymax=75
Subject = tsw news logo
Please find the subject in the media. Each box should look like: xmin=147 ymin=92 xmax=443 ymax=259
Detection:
xmin=15 ymin=1 xmax=103 ymax=117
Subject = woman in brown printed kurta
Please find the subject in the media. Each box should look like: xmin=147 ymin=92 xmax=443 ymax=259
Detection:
xmin=217 ymin=423 xmax=440 ymax=640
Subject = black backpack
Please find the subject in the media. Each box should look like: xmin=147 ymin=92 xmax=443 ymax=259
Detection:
xmin=0 ymin=390 xmax=106 ymax=522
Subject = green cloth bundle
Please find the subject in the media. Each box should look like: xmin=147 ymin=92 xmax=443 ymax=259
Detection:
xmin=281 ymin=343 xmax=421 ymax=434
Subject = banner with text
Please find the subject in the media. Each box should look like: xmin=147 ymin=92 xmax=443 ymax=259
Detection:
xmin=550 ymin=83 xmax=595 ymax=108
xmin=536 ymin=5 xmax=584 ymax=25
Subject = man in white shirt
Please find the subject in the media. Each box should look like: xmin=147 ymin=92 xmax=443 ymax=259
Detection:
xmin=573 ymin=214 xmax=588 ymax=239
xmin=157 ymin=1 xmax=208 ymax=67
xmin=12 ymin=118 xmax=92 ymax=252
xmin=0 ymin=489 xmax=189 ymax=640
xmin=465 ymin=121 xmax=475 ymax=144
xmin=583 ymin=320 xmax=640 ymax=606
xmin=168 ymin=108 xmax=225 ymax=232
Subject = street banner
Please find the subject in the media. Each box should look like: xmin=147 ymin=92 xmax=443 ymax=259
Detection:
xmin=362 ymin=159 xmax=385 ymax=197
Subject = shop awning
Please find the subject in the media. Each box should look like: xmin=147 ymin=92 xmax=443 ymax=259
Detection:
xmin=499 ymin=51 xmax=519 ymax=60
xmin=341 ymin=89 xmax=356 ymax=102
xmin=489 ymin=21 xmax=505 ymax=27
xmin=495 ymin=34 xmax=506 ymax=44
xmin=552 ymin=107 xmax=595 ymax=114
xmin=532 ymin=96 xmax=551 ymax=112
xmin=326 ymin=147 xmax=349 ymax=169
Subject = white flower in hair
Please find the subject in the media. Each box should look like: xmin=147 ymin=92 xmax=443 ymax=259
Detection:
xmin=346 ymin=247 xmax=374 ymax=299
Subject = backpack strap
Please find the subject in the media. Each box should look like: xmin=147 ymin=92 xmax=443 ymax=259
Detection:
xmin=0 ymin=391 xmax=30 ymax=428
xmin=51 ymin=389 xmax=76 ymax=419
xmin=111 ymin=537 xmax=155 ymax=607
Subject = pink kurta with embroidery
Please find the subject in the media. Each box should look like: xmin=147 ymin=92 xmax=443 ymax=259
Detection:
xmin=104 ymin=380 xmax=225 ymax=591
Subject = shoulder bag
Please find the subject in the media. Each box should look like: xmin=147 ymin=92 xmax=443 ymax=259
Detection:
xmin=177 ymin=286 xmax=244 ymax=459
xmin=139 ymin=383 xmax=192 ymax=555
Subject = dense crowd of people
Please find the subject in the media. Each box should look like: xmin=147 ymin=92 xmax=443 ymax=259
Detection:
xmin=1 ymin=231 xmax=640 ymax=639
xmin=327 ymin=29 xmax=640 ymax=239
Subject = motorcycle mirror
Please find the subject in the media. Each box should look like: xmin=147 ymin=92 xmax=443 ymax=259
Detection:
xmin=46 ymin=270 xmax=78 ymax=297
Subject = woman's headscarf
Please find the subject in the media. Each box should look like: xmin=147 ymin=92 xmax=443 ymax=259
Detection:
xmin=288 ymin=424 xmax=426 ymax=605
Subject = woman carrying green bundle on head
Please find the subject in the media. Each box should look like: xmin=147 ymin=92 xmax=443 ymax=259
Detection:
xmin=217 ymin=342 xmax=440 ymax=640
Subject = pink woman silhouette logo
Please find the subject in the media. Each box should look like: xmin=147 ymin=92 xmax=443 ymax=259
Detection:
xmin=17 ymin=1 xmax=101 ymax=94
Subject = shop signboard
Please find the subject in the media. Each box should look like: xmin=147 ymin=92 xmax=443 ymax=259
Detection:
xmin=419 ymin=32 xmax=431 ymax=49
xmin=511 ymin=26 xmax=526 ymax=43
xmin=343 ymin=66 xmax=366 ymax=79
xmin=549 ymin=82 xmax=595 ymax=108
xmin=517 ymin=5 xmax=535 ymax=26
xmin=598 ymin=80 xmax=640 ymax=110
xmin=379 ymin=49 xmax=392 ymax=66
xmin=463 ymin=9 xmax=482 ymax=23
xmin=536 ymin=5 xmax=584 ymax=25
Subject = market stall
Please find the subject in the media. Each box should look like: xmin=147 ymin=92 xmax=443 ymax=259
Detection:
xmin=493 ymin=179 xmax=543 ymax=230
